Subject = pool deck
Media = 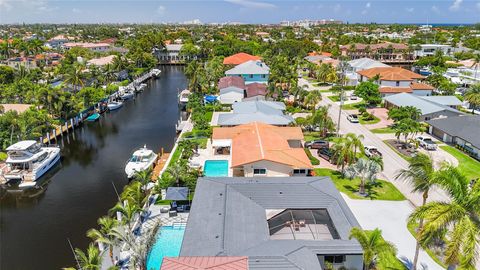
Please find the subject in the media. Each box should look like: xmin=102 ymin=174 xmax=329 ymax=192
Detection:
xmin=189 ymin=139 xmax=233 ymax=177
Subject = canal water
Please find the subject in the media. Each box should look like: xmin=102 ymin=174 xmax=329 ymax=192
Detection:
xmin=0 ymin=66 xmax=185 ymax=270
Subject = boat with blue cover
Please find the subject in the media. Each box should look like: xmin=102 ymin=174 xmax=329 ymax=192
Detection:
xmin=86 ymin=113 xmax=100 ymax=122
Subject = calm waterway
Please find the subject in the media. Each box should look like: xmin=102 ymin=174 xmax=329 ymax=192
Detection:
xmin=0 ymin=66 xmax=185 ymax=270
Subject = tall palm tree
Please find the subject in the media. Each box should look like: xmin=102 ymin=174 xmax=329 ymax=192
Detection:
xmin=64 ymin=244 xmax=102 ymax=270
xmin=64 ymin=64 xmax=85 ymax=93
xmin=87 ymin=216 xmax=118 ymax=265
xmin=303 ymin=90 xmax=322 ymax=111
xmin=409 ymin=164 xmax=480 ymax=269
xmin=133 ymin=169 xmax=153 ymax=186
xmin=464 ymin=84 xmax=480 ymax=114
xmin=395 ymin=153 xmax=435 ymax=270
xmin=345 ymin=158 xmax=381 ymax=195
xmin=109 ymin=201 xmax=141 ymax=230
xmin=121 ymin=181 xmax=147 ymax=209
xmin=349 ymin=227 xmax=397 ymax=270
xmin=311 ymin=105 xmax=335 ymax=138
xmin=472 ymin=53 xmax=480 ymax=80
xmin=345 ymin=133 xmax=365 ymax=158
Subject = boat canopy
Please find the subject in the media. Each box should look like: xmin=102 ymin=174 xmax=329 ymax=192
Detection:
xmin=6 ymin=140 xmax=37 ymax=151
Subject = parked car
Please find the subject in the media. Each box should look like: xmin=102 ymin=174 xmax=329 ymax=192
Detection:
xmin=317 ymin=148 xmax=335 ymax=163
xmin=350 ymin=94 xmax=358 ymax=100
xmin=364 ymin=145 xmax=382 ymax=158
xmin=416 ymin=136 xmax=437 ymax=150
xmin=305 ymin=140 xmax=329 ymax=149
xmin=347 ymin=114 xmax=359 ymax=123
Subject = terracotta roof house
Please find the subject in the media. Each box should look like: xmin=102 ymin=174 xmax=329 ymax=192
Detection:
xmin=63 ymin=42 xmax=111 ymax=52
xmin=212 ymin=122 xmax=312 ymax=177
xmin=180 ymin=177 xmax=364 ymax=270
xmin=161 ymin=256 xmax=249 ymax=270
xmin=223 ymin=52 xmax=261 ymax=65
xmin=218 ymin=76 xmax=246 ymax=90
xmin=244 ymin=83 xmax=269 ymax=101
xmin=87 ymin=55 xmax=116 ymax=66
xmin=357 ymin=67 xmax=434 ymax=97
xmin=340 ymin=42 xmax=414 ymax=64
xmin=217 ymin=101 xmax=294 ymax=126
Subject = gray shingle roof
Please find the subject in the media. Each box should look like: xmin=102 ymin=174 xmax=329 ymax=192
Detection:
xmin=348 ymin=57 xmax=389 ymax=70
xmin=180 ymin=177 xmax=363 ymax=270
xmin=427 ymin=115 xmax=480 ymax=149
xmin=419 ymin=95 xmax=463 ymax=106
xmin=217 ymin=101 xmax=293 ymax=126
xmin=384 ymin=93 xmax=463 ymax=116
xmin=225 ymin=60 xmax=270 ymax=75
xmin=219 ymin=86 xmax=245 ymax=95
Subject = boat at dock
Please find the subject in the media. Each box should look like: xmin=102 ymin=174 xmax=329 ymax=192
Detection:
xmin=107 ymin=101 xmax=123 ymax=111
xmin=86 ymin=113 xmax=100 ymax=122
xmin=1 ymin=141 xmax=60 ymax=188
xmin=125 ymin=145 xmax=158 ymax=178
xmin=178 ymin=89 xmax=191 ymax=104
xmin=151 ymin=69 xmax=161 ymax=77
xmin=135 ymin=83 xmax=147 ymax=92
xmin=119 ymin=88 xmax=135 ymax=100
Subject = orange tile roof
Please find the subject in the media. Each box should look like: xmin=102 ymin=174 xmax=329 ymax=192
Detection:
xmin=161 ymin=256 xmax=248 ymax=270
xmin=223 ymin=53 xmax=261 ymax=65
xmin=357 ymin=67 xmax=424 ymax=81
xmin=212 ymin=122 xmax=312 ymax=168
xmin=410 ymin=82 xmax=435 ymax=90
xmin=379 ymin=87 xmax=412 ymax=93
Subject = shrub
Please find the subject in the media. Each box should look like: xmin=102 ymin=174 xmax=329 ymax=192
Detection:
xmin=304 ymin=148 xmax=320 ymax=165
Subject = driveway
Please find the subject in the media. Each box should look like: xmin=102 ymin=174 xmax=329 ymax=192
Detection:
xmin=365 ymin=107 xmax=393 ymax=130
xmin=342 ymin=196 xmax=444 ymax=270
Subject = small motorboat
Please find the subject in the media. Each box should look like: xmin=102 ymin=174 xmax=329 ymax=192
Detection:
xmin=107 ymin=101 xmax=123 ymax=111
xmin=119 ymin=90 xmax=135 ymax=100
xmin=86 ymin=113 xmax=100 ymax=122
xmin=135 ymin=83 xmax=147 ymax=92
xmin=125 ymin=145 xmax=158 ymax=178
xmin=151 ymin=69 xmax=161 ymax=77
xmin=178 ymin=89 xmax=191 ymax=103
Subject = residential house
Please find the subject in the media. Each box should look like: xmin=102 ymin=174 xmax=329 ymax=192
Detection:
xmin=86 ymin=55 xmax=115 ymax=67
xmin=212 ymin=122 xmax=311 ymax=177
xmin=357 ymin=67 xmax=434 ymax=96
xmin=225 ymin=60 xmax=269 ymax=84
xmin=63 ymin=42 xmax=111 ymax=52
xmin=414 ymin=44 xmax=452 ymax=58
xmin=161 ymin=257 xmax=249 ymax=270
xmin=3 ymin=57 xmax=38 ymax=70
xmin=217 ymin=101 xmax=294 ymax=126
xmin=304 ymin=55 xmax=339 ymax=68
xmin=156 ymin=44 xmax=186 ymax=63
xmin=180 ymin=176 xmax=364 ymax=270
xmin=244 ymin=83 xmax=270 ymax=101
xmin=45 ymin=35 xmax=70 ymax=48
xmin=384 ymin=93 xmax=464 ymax=121
xmin=223 ymin=52 xmax=261 ymax=65
xmin=345 ymin=58 xmax=390 ymax=85
xmin=340 ymin=42 xmax=414 ymax=64
xmin=217 ymin=76 xmax=246 ymax=104
xmin=427 ymin=115 xmax=480 ymax=160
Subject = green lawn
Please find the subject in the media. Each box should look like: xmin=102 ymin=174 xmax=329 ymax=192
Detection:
xmin=370 ymin=127 xmax=395 ymax=134
xmin=440 ymin=145 xmax=480 ymax=180
xmin=304 ymin=148 xmax=320 ymax=165
xmin=303 ymin=131 xmax=321 ymax=142
xmin=327 ymin=95 xmax=341 ymax=102
xmin=359 ymin=115 xmax=380 ymax=125
xmin=407 ymin=222 xmax=447 ymax=268
xmin=205 ymin=111 xmax=213 ymax=123
xmin=341 ymin=101 xmax=365 ymax=110
xmin=314 ymin=168 xmax=406 ymax=201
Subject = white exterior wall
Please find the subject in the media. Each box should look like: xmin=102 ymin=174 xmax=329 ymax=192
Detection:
xmin=218 ymin=92 xmax=244 ymax=104
xmin=240 ymin=160 xmax=309 ymax=177
xmin=380 ymin=80 xmax=410 ymax=87
xmin=344 ymin=255 xmax=363 ymax=270
xmin=412 ymin=89 xmax=432 ymax=96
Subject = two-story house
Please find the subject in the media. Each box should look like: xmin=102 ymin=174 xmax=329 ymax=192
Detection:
xmin=225 ymin=60 xmax=270 ymax=84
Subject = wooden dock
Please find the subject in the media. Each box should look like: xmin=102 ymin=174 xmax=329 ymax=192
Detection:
xmin=152 ymin=152 xmax=170 ymax=181
xmin=42 ymin=117 xmax=81 ymax=145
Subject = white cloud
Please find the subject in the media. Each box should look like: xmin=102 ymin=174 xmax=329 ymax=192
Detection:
xmin=0 ymin=0 xmax=12 ymax=11
xmin=72 ymin=8 xmax=82 ymax=14
xmin=405 ymin=7 xmax=414 ymax=13
xmin=225 ymin=0 xmax=276 ymax=9
xmin=366 ymin=2 xmax=371 ymax=8
xmin=157 ymin=5 xmax=166 ymax=15
xmin=449 ymin=0 xmax=463 ymax=11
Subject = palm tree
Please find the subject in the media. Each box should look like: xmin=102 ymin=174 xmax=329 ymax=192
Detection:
xmin=64 ymin=63 xmax=85 ymax=93
xmin=64 ymin=244 xmax=102 ymax=270
xmin=133 ymin=169 xmax=153 ymax=186
xmin=87 ymin=216 xmax=118 ymax=265
xmin=345 ymin=158 xmax=381 ymax=195
xmin=303 ymin=90 xmax=322 ymax=111
xmin=349 ymin=227 xmax=397 ymax=270
xmin=464 ymin=84 xmax=480 ymax=114
xmin=331 ymin=135 xmax=358 ymax=176
xmin=121 ymin=181 xmax=147 ymax=209
xmin=109 ymin=201 xmax=141 ymax=230
xmin=409 ymin=164 xmax=480 ymax=269
xmin=472 ymin=53 xmax=480 ymax=80
xmin=345 ymin=133 xmax=364 ymax=158
xmin=311 ymin=105 xmax=335 ymax=138
xmin=395 ymin=153 xmax=435 ymax=270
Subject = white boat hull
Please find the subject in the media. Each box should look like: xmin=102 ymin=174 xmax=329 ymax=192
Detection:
xmin=120 ymin=92 xmax=134 ymax=100
xmin=10 ymin=147 xmax=61 ymax=188
xmin=107 ymin=102 xmax=123 ymax=110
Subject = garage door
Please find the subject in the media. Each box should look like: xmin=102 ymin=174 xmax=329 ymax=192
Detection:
xmin=431 ymin=127 xmax=445 ymax=141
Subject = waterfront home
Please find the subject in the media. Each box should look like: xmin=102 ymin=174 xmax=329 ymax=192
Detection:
xmin=414 ymin=44 xmax=453 ymax=58
xmin=427 ymin=115 xmax=480 ymax=160
xmin=340 ymin=42 xmax=414 ymax=64
xmin=384 ymin=93 xmax=464 ymax=121
xmin=45 ymin=34 xmax=71 ymax=49
xmin=62 ymin=42 xmax=111 ymax=52
xmin=180 ymin=177 xmax=364 ymax=270
xmin=345 ymin=57 xmax=390 ymax=85
xmin=217 ymin=76 xmax=246 ymax=104
xmin=217 ymin=100 xmax=294 ymax=126
xmin=244 ymin=83 xmax=270 ymax=101
xmin=225 ymin=60 xmax=269 ymax=84
xmin=223 ymin=52 xmax=261 ymax=65
xmin=357 ymin=67 xmax=434 ymax=97
xmin=212 ymin=122 xmax=311 ymax=177
xmin=155 ymin=44 xmax=199 ymax=63
xmin=218 ymin=76 xmax=246 ymax=90
xmin=86 ymin=55 xmax=115 ymax=67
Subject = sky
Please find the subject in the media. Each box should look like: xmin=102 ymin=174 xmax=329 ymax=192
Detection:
xmin=0 ymin=0 xmax=479 ymax=24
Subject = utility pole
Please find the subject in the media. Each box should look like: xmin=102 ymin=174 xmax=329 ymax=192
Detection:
xmin=336 ymin=60 xmax=347 ymax=137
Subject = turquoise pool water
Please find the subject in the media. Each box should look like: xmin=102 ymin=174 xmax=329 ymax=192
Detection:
xmin=146 ymin=226 xmax=185 ymax=269
xmin=204 ymin=160 xmax=228 ymax=177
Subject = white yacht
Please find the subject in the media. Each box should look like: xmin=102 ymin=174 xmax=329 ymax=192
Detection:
xmin=107 ymin=100 xmax=123 ymax=110
xmin=151 ymin=69 xmax=161 ymax=77
xmin=124 ymin=145 xmax=158 ymax=178
xmin=135 ymin=83 xmax=147 ymax=92
xmin=178 ymin=89 xmax=191 ymax=104
xmin=2 ymin=140 xmax=60 ymax=187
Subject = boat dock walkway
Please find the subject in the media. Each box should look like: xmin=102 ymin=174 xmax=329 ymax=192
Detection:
xmin=152 ymin=152 xmax=170 ymax=181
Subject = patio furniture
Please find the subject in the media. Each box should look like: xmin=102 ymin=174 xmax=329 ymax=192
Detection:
xmin=169 ymin=210 xmax=177 ymax=217
xmin=299 ymin=220 xmax=306 ymax=227
xmin=160 ymin=207 xmax=170 ymax=213
xmin=177 ymin=205 xmax=185 ymax=212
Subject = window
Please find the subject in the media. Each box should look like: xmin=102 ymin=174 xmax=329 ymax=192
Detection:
xmin=261 ymin=74 xmax=266 ymax=78
xmin=396 ymin=81 xmax=400 ymax=87
xmin=293 ymin=169 xmax=306 ymax=174
xmin=253 ymin=168 xmax=266 ymax=175
xmin=249 ymin=74 xmax=254 ymax=78
xmin=323 ymin=255 xmax=346 ymax=264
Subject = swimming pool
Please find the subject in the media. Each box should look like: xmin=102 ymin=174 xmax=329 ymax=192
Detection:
xmin=203 ymin=160 xmax=229 ymax=177
xmin=146 ymin=225 xmax=185 ymax=269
